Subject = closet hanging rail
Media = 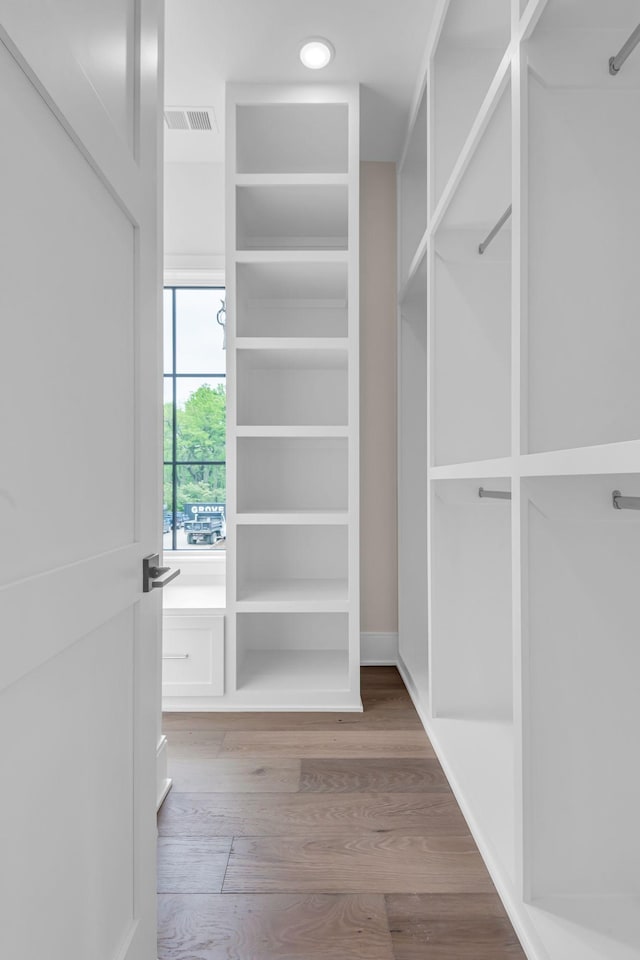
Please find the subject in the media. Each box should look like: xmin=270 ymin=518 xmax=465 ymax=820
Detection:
xmin=478 ymin=204 xmax=512 ymax=254
xmin=609 ymin=23 xmax=640 ymax=75
xmin=478 ymin=487 xmax=511 ymax=500
xmin=612 ymin=489 xmax=640 ymax=510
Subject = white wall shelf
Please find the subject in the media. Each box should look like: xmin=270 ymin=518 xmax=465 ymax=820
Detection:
xmin=235 ymin=511 xmax=349 ymax=526
xmin=236 ymin=347 xmax=348 ymax=427
xmin=224 ymin=83 xmax=360 ymax=712
xmin=235 ymin=425 xmax=349 ymax=439
xmin=430 ymin=457 xmax=513 ymax=480
xmin=236 ymin=184 xmax=348 ymax=251
xmin=397 ymin=1 xmax=640 ymax=957
xmin=236 ymin=524 xmax=348 ymax=604
xmin=236 ymin=337 xmax=348 ymax=351
xmin=236 ymin=613 xmax=350 ymax=693
xmin=237 ymin=436 xmax=348 ymax=514
xmin=235 ymin=260 xmax=348 ymax=338
xmin=236 ymin=102 xmax=349 ymax=175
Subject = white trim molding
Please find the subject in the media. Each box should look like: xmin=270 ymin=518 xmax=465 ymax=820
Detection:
xmin=164 ymin=254 xmax=225 ymax=287
xmin=156 ymin=734 xmax=172 ymax=810
xmin=360 ymin=631 xmax=399 ymax=665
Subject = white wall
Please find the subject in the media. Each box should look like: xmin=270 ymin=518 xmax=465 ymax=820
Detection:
xmin=163 ymin=158 xmax=399 ymax=635
xmin=164 ymin=161 xmax=225 ymax=277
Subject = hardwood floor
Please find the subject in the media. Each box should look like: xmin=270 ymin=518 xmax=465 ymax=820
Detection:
xmin=158 ymin=667 xmax=525 ymax=959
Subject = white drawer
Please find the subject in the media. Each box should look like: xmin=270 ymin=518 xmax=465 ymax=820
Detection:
xmin=162 ymin=615 xmax=224 ymax=697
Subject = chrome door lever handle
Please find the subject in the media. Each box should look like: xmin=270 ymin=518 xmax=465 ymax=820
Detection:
xmin=143 ymin=553 xmax=181 ymax=593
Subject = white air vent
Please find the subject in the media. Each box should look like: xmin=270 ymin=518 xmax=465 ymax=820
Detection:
xmin=164 ymin=107 xmax=217 ymax=132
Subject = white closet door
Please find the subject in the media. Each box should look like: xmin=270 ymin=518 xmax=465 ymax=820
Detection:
xmin=0 ymin=2 xmax=163 ymax=959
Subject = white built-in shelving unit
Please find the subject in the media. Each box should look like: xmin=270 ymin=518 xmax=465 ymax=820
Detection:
xmin=397 ymin=1 xmax=640 ymax=958
xmin=223 ymin=84 xmax=360 ymax=710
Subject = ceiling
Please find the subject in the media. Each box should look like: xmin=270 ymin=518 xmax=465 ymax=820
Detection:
xmin=164 ymin=0 xmax=438 ymax=164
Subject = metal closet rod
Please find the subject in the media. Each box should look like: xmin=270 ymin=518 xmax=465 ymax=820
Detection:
xmin=609 ymin=23 xmax=640 ymax=75
xmin=612 ymin=490 xmax=640 ymax=510
xmin=478 ymin=204 xmax=512 ymax=255
xmin=478 ymin=487 xmax=511 ymax=501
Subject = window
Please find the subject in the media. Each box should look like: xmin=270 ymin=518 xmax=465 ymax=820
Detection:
xmin=163 ymin=286 xmax=226 ymax=550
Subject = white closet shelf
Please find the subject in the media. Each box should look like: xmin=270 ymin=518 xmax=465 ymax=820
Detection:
xmin=235 ymin=100 xmax=349 ymax=176
xmin=521 ymin=441 xmax=640 ymax=477
xmin=235 ymin=173 xmax=349 ymax=187
xmin=236 ymin=425 xmax=350 ymax=438
xmin=236 ymin=346 xmax=348 ymax=369
xmin=236 ymin=649 xmax=349 ymax=694
xmin=430 ymin=457 xmax=513 ymax=480
xmin=235 ymin=337 xmax=349 ymax=352
xmin=235 ymin=250 xmax=349 ymax=265
xmin=236 ymin=183 xmax=348 ymax=252
xmin=235 ymin=510 xmax=349 ymax=525
xmin=236 ymin=578 xmax=349 ymax=606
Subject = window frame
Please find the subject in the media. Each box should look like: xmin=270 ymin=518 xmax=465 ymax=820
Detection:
xmin=163 ymin=284 xmax=226 ymax=552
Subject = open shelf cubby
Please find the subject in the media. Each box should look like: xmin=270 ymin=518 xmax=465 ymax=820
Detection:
xmin=397 ymin=254 xmax=429 ymax=694
xmin=237 ymin=436 xmax=348 ymax=514
xmin=526 ymin=1 xmax=640 ymax=453
xmin=236 ymin=524 xmax=348 ymax=605
xmin=236 ymin=103 xmax=349 ymax=174
xmin=429 ymin=476 xmax=514 ymax=881
xmin=431 ymin=0 xmax=511 ymax=210
xmin=399 ymin=87 xmax=427 ymax=284
xmin=236 ymin=347 xmax=348 ymax=426
xmin=236 ymin=612 xmax=349 ymax=693
xmin=431 ymin=478 xmax=512 ymax=723
xmin=235 ymin=261 xmax=348 ymax=338
xmin=236 ymin=184 xmax=348 ymax=250
xmin=432 ymin=84 xmax=511 ymax=466
xmin=524 ymin=473 xmax=640 ymax=951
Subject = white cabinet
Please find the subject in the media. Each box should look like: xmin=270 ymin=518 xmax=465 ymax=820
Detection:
xmin=226 ymin=84 xmax=360 ymax=710
xmin=162 ymin=616 xmax=225 ymax=699
xmin=162 ymin=560 xmax=226 ymax=708
xmin=397 ymin=2 xmax=640 ymax=957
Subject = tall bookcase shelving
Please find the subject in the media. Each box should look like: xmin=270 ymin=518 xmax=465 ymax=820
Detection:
xmin=226 ymin=84 xmax=360 ymax=710
xmin=397 ymin=1 xmax=640 ymax=958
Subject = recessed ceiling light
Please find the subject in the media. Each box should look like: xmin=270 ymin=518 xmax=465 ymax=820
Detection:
xmin=299 ymin=38 xmax=335 ymax=70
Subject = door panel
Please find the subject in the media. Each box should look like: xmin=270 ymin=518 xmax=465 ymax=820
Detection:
xmin=1 ymin=611 xmax=135 ymax=959
xmin=0 ymin=39 xmax=136 ymax=582
xmin=0 ymin=1 xmax=162 ymax=958
xmin=53 ymin=0 xmax=136 ymax=147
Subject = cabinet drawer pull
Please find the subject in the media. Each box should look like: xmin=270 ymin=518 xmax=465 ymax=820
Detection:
xmin=163 ymin=653 xmax=190 ymax=660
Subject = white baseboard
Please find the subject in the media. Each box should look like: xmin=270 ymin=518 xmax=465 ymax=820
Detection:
xmin=360 ymin=631 xmax=399 ymax=665
xmin=156 ymin=734 xmax=172 ymax=810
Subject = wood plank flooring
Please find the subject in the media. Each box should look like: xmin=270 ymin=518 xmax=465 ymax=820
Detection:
xmin=158 ymin=666 xmax=525 ymax=959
